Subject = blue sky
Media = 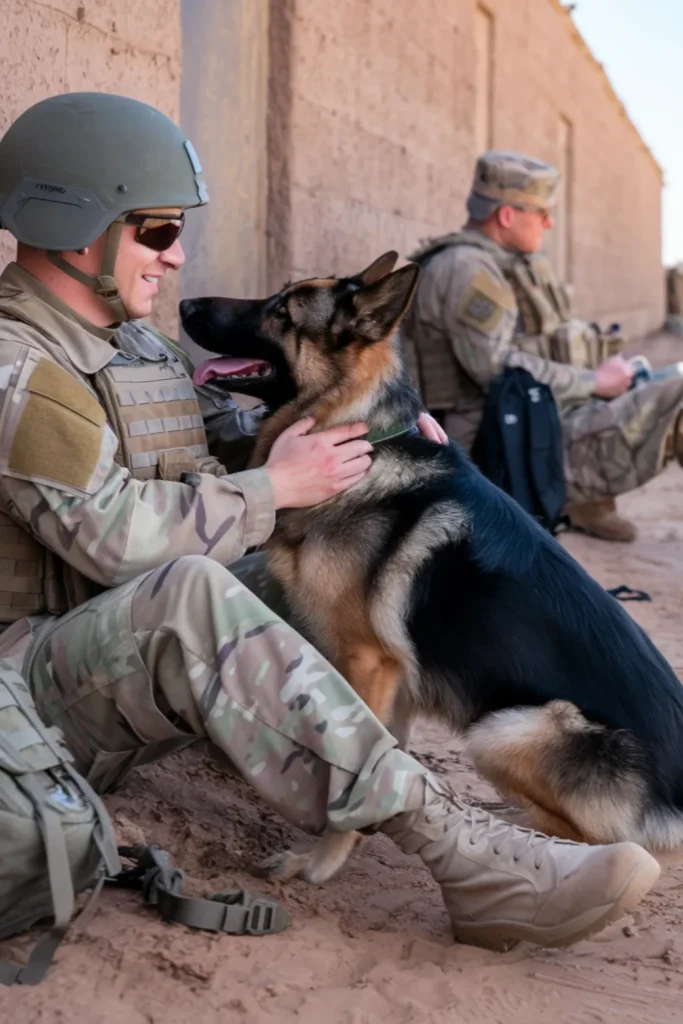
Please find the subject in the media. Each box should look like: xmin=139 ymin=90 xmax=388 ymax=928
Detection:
xmin=572 ymin=0 xmax=683 ymax=265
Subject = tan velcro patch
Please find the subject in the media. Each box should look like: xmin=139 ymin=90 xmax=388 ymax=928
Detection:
xmin=8 ymin=359 xmax=106 ymax=492
xmin=457 ymin=270 xmax=515 ymax=334
xmin=157 ymin=448 xmax=199 ymax=481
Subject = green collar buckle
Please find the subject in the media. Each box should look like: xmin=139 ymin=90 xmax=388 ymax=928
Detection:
xmin=365 ymin=422 xmax=418 ymax=446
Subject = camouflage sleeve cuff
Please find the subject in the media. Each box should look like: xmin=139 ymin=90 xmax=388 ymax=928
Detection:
xmin=577 ymin=368 xmax=598 ymax=400
xmin=544 ymin=364 xmax=596 ymax=403
xmin=226 ymin=468 xmax=276 ymax=548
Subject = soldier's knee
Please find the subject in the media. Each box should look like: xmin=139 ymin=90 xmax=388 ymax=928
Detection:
xmin=137 ymin=555 xmax=272 ymax=635
xmin=166 ymin=554 xmax=275 ymax=611
xmin=169 ymin=555 xmax=234 ymax=593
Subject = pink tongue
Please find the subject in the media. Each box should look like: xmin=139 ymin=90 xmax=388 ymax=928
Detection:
xmin=192 ymin=357 xmax=268 ymax=386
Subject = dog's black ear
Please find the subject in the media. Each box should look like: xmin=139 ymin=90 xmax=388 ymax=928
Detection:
xmin=351 ymin=263 xmax=420 ymax=343
xmin=357 ymin=251 xmax=400 ymax=285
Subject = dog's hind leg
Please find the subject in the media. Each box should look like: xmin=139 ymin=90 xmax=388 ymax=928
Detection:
xmin=387 ymin=685 xmax=417 ymax=752
xmin=339 ymin=642 xmax=405 ymax=725
xmin=465 ymin=701 xmax=649 ymax=846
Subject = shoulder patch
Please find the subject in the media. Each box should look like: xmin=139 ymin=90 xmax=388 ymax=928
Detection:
xmin=456 ymin=270 xmax=515 ymax=334
xmin=8 ymin=359 xmax=106 ymax=492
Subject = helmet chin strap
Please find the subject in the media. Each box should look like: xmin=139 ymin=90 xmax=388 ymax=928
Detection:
xmin=47 ymin=222 xmax=129 ymax=323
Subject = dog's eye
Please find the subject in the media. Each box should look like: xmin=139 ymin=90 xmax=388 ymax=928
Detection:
xmin=274 ymin=302 xmax=289 ymax=320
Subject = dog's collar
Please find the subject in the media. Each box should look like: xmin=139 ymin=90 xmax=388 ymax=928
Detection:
xmin=365 ymin=422 xmax=419 ymax=446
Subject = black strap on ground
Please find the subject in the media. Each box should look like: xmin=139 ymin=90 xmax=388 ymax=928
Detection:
xmin=606 ymin=585 xmax=652 ymax=602
xmin=108 ymin=845 xmax=291 ymax=937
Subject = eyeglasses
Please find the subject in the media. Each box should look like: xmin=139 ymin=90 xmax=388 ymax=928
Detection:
xmin=117 ymin=212 xmax=185 ymax=252
xmin=512 ymin=204 xmax=552 ymax=221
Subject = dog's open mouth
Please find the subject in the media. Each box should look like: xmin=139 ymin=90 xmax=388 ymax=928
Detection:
xmin=192 ymin=357 xmax=274 ymax=387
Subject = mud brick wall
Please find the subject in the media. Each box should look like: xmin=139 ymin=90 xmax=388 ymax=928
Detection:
xmin=0 ymin=0 xmax=665 ymax=343
xmin=270 ymin=0 xmax=664 ymax=340
xmin=0 ymin=1 xmax=181 ymax=335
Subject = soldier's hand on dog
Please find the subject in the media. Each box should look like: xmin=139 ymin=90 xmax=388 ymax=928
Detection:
xmin=416 ymin=411 xmax=449 ymax=445
xmin=593 ymin=355 xmax=634 ymax=398
xmin=265 ymin=417 xmax=374 ymax=508
xmin=265 ymin=412 xmax=449 ymax=509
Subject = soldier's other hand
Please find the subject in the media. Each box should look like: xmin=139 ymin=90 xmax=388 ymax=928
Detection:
xmin=417 ymin=411 xmax=449 ymax=444
xmin=265 ymin=417 xmax=373 ymax=509
xmin=593 ymin=356 xmax=634 ymax=399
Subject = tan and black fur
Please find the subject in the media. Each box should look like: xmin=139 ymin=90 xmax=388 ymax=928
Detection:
xmin=181 ymin=253 xmax=683 ymax=883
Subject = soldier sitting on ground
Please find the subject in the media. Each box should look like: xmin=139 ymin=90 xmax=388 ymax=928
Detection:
xmin=401 ymin=150 xmax=683 ymax=542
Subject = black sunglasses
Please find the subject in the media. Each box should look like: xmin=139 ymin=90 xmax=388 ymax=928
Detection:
xmin=117 ymin=212 xmax=185 ymax=252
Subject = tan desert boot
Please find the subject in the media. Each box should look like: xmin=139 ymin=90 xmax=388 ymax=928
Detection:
xmin=565 ymin=497 xmax=637 ymax=543
xmin=382 ymin=780 xmax=660 ymax=951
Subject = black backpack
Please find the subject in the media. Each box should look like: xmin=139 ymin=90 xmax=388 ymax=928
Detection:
xmin=471 ymin=367 xmax=566 ymax=534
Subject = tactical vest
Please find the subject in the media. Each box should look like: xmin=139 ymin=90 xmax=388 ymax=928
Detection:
xmin=0 ymin=302 xmax=211 ymax=626
xmin=402 ymin=230 xmax=621 ymax=410
xmin=505 ymin=251 xmax=568 ymax=337
xmin=93 ymin=325 xmax=209 ymax=482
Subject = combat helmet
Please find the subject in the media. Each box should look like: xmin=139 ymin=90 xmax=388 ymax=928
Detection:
xmin=0 ymin=92 xmax=209 ymax=320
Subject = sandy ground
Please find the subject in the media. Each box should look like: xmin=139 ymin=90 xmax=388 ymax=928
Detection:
xmin=3 ymin=333 xmax=683 ymax=1024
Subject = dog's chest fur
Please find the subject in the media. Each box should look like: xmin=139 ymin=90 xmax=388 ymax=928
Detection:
xmin=265 ymin=448 xmax=469 ymax=669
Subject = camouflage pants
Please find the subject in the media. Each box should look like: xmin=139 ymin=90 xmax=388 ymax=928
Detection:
xmin=445 ymin=368 xmax=683 ymax=503
xmin=562 ymin=369 xmax=683 ymax=503
xmin=17 ymin=555 xmax=429 ymax=834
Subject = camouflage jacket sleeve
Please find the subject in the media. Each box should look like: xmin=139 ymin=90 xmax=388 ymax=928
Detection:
xmin=434 ymin=248 xmax=596 ymax=403
xmin=0 ymin=343 xmax=275 ymax=586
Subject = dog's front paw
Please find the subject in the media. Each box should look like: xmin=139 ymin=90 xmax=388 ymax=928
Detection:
xmin=254 ymin=848 xmax=315 ymax=882
xmin=253 ymin=831 xmax=362 ymax=884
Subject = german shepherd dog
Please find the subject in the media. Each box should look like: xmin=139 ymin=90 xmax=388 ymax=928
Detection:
xmin=180 ymin=252 xmax=683 ymax=884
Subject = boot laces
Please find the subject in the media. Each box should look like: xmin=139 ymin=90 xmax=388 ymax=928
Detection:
xmin=429 ymin=785 xmax=577 ymax=870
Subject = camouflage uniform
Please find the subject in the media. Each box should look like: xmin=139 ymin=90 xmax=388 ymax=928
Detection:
xmin=0 ymin=262 xmax=430 ymax=833
xmin=401 ymin=151 xmax=683 ymax=506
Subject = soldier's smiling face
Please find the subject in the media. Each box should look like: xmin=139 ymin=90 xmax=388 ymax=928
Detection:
xmin=113 ymin=209 xmax=186 ymax=319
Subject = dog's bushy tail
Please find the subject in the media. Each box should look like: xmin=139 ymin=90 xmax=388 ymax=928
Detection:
xmin=636 ymin=806 xmax=683 ymax=852
xmin=466 ymin=701 xmax=683 ymax=853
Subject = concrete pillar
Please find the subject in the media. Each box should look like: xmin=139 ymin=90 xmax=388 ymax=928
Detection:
xmin=179 ymin=0 xmax=270 ymax=362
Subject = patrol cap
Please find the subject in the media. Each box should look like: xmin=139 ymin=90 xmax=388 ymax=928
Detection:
xmin=467 ymin=150 xmax=560 ymax=221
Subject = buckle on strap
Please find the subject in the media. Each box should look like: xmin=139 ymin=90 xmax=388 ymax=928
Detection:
xmin=210 ymin=890 xmax=291 ymax=937
xmin=106 ymin=844 xmax=183 ymax=901
xmin=107 ymin=845 xmax=291 ymax=937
